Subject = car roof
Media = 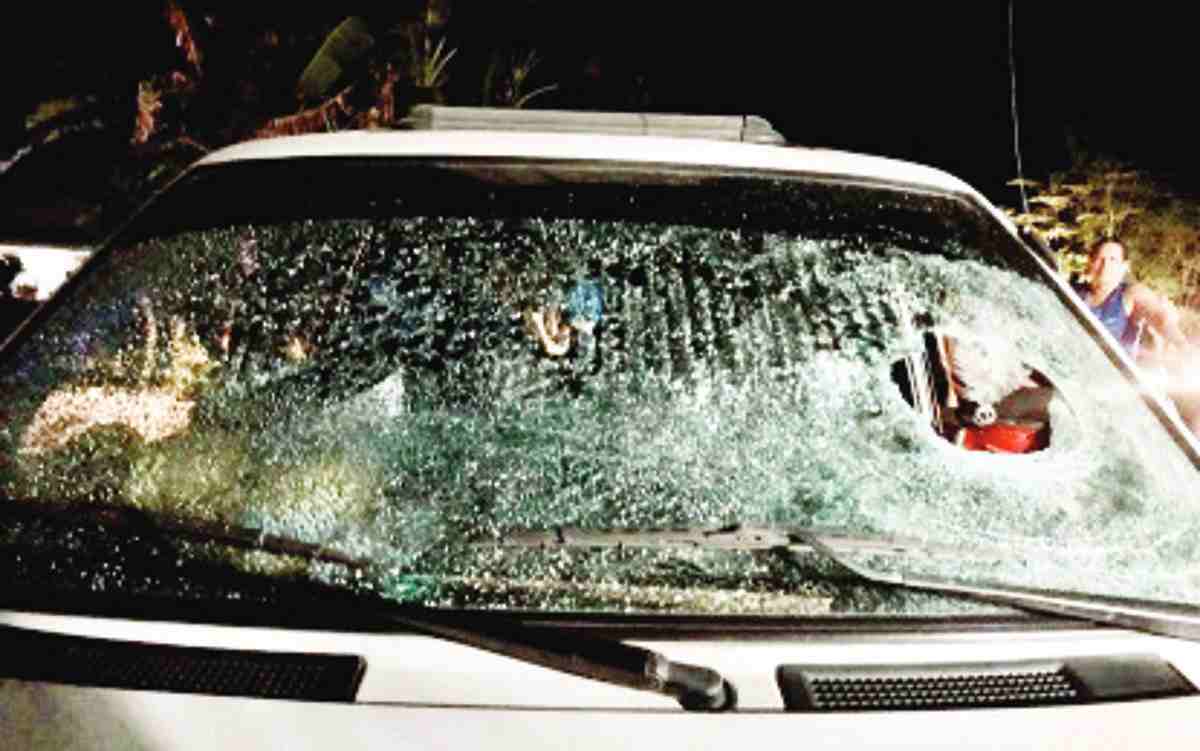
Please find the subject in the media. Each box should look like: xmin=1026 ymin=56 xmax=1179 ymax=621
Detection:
xmin=193 ymin=130 xmax=981 ymax=200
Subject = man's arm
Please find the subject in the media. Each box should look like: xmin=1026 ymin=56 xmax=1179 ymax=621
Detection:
xmin=1128 ymin=283 xmax=1188 ymax=350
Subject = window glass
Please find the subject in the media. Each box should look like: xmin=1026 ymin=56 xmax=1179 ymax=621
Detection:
xmin=2 ymin=164 xmax=1196 ymax=615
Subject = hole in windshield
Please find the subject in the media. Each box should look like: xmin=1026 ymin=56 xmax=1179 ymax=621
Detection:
xmin=891 ymin=331 xmax=1056 ymax=454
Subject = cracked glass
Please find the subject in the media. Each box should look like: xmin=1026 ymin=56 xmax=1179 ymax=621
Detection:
xmin=1 ymin=160 xmax=1197 ymax=616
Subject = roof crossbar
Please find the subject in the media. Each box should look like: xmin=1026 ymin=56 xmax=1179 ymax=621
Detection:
xmin=400 ymin=105 xmax=785 ymax=145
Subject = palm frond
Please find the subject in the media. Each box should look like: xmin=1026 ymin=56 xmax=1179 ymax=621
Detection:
xmin=417 ymin=37 xmax=456 ymax=88
xmin=514 ymin=84 xmax=559 ymax=109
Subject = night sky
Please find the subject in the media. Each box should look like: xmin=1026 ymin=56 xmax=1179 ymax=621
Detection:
xmin=518 ymin=3 xmax=1200 ymax=204
xmin=2 ymin=2 xmax=1198 ymax=240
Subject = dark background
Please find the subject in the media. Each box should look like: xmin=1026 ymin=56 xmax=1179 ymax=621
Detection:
xmin=1 ymin=2 xmax=1197 ymax=242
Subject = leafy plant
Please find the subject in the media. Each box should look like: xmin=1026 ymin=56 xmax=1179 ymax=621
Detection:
xmin=297 ymin=16 xmax=376 ymax=102
xmin=24 ymin=97 xmax=87 ymax=130
xmin=166 ymin=0 xmax=204 ymax=77
xmin=288 ymin=8 xmax=457 ymax=129
xmin=403 ymin=28 xmax=457 ymax=92
xmin=133 ymin=81 xmax=164 ymax=145
xmin=484 ymin=50 xmax=559 ymax=108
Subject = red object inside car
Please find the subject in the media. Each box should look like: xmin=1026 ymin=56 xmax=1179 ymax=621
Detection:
xmin=958 ymin=423 xmax=1046 ymax=454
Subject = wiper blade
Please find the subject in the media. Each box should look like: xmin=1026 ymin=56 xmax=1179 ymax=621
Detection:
xmin=2 ymin=501 xmax=736 ymax=711
xmin=486 ymin=522 xmax=1005 ymax=558
xmin=384 ymin=607 xmax=736 ymax=712
xmin=797 ymin=531 xmax=1200 ymax=643
xmin=487 ymin=523 xmax=1200 ymax=641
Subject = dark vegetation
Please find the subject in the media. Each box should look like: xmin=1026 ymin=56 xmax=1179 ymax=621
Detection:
xmin=0 ymin=1 xmax=630 ymax=245
xmin=3 ymin=3 xmax=1199 ymax=316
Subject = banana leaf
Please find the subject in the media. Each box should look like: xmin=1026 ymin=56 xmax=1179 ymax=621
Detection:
xmin=298 ymin=17 xmax=376 ymax=102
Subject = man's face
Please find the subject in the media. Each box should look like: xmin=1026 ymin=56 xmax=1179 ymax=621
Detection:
xmin=1088 ymin=242 xmax=1128 ymax=291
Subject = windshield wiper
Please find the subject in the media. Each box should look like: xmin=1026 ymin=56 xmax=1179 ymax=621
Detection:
xmin=795 ymin=531 xmax=1200 ymax=643
xmin=484 ymin=522 xmax=1009 ymax=558
xmin=0 ymin=500 xmax=735 ymax=712
xmin=382 ymin=607 xmax=735 ymax=711
xmin=487 ymin=523 xmax=1200 ymax=642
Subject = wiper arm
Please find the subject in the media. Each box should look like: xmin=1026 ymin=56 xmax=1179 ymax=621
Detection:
xmin=796 ymin=531 xmax=1200 ymax=643
xmin=2 ymin=501 xmax=735 ymax=711
xmin=487 ymin=523 xmax=1200 ymax=642
xmin=384 ymin=607 xmax=736 ymax=712
xmin=123 ymin=512 xmax=739 ymax=709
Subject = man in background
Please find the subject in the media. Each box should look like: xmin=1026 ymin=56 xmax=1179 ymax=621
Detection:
xmin=1074 ymin=239 xmax=1187 ymax=360
xmin=1075 ymin=239 xmax=1200 ymax=437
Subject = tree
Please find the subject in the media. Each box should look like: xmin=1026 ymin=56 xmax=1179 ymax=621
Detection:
xmin=264 ymin=3 xmax=557 ymax=136
xmin=1 ymin=1 xmax=572 ymax=241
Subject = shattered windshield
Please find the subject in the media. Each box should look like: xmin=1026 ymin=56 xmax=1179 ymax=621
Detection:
xmin=2 ymin=159 xmax=1198 ymax=618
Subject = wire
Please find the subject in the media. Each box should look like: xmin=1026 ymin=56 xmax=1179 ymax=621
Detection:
xmin=1009 ymin=0 xmax=1029 ymax=214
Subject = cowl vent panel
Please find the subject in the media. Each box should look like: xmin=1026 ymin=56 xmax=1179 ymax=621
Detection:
xmin=0 ymin=626 xmax=364 ymax=702
xmin=777 ymin=654 xmax=1195 ymax=712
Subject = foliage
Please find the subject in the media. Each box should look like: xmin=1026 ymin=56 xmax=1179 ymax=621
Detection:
xmin=483 ymin=50 xmax=559 ymax=109
xmin=24 ymin=98 xmax=86 ymax=130
xmin=166 ymin=0 xmax=203 ymax=77
xmin=296 ymin=16 xmax=375 ymax=103
xmin=133 ymin=81 xmax=164 ymax=145
xmin=1124 ymin=203 xmax=1200 ymax=305
xmin=4 ymin=1 xmax=577 ymax=237
xmin=402 ymin=29 xmax=457 ymax=92
xmin=1008 ymin=158 xmax=1200 ymax=303
xmin=256 ymin=86 xmax=358 ymax=137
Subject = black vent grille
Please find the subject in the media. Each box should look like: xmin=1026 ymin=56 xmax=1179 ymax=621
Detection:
xmin=0 ymin=626 xmax=364 ymax=702
xmin=778 ymin=655 xmax=1196 ymax=712
xmin=796 ymin=666 xmax=1075 ymax=711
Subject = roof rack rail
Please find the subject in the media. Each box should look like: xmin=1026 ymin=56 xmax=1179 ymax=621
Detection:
xmin=399 ymin=105 xmax=785 ymax=145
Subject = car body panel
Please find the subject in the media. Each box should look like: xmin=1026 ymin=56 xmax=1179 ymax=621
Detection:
xmin=196 ymin=130 xmax=979 ymax=197
xmin=3 ymin=610 xmax=1200 ymax=749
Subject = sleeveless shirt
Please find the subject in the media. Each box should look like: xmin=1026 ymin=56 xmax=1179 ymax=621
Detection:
xmin=1077 ymin=281 xmax=1140 ymax=354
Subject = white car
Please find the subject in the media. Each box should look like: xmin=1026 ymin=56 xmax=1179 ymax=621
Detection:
xmin=3 ymin=106 xmax=1200 ymax=749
